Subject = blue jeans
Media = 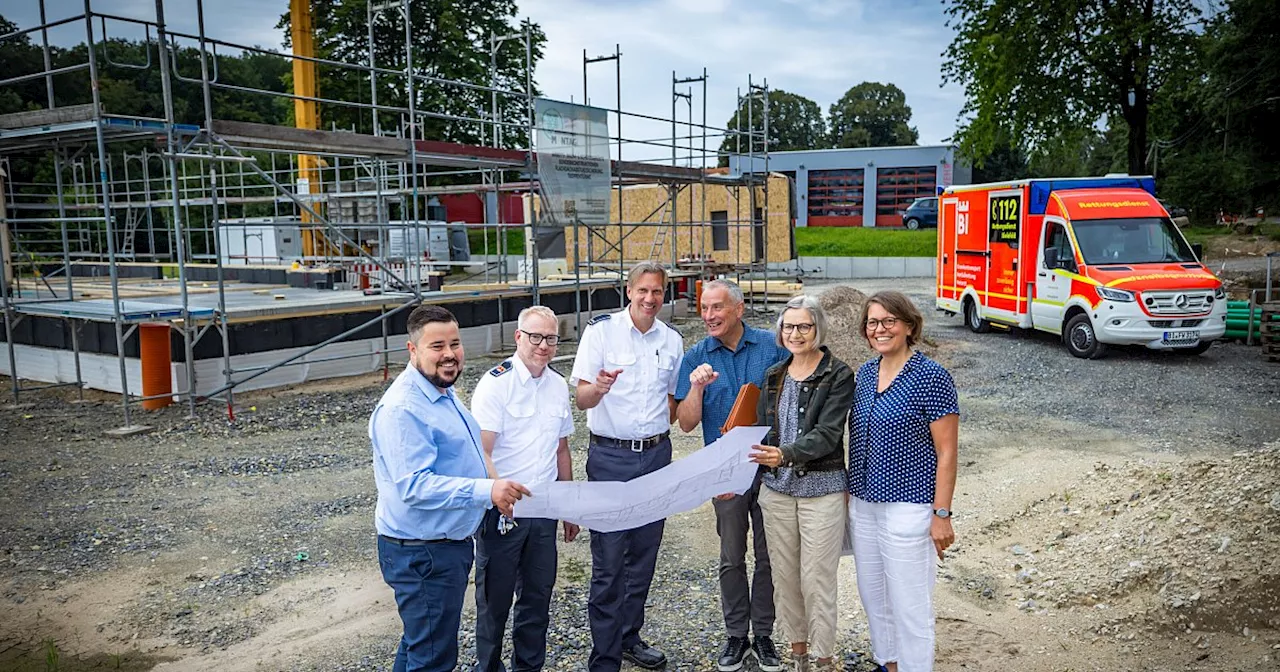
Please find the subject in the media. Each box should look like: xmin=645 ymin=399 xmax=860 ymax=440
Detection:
xmin=377 ymin=535 xmax=474 ymax=672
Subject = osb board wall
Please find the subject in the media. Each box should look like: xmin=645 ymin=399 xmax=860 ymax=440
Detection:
xmin=564 ymin=173 xmax=793 ymax=265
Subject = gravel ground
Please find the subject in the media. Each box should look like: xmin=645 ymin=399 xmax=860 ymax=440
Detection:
xmin=2 ymin=277 xmax=1278 ymax=671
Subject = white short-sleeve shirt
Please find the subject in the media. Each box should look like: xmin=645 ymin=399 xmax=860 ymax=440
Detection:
xmin=570 ymin=308 xmax=684 ymax=439
xmin=470 ymin=354 xmax=574 ymax=487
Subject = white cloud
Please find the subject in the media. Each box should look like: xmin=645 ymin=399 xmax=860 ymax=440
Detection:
xmin=8 ymin=0 xmax=963 ymax=148
xmin=520 ymin=0 xmax=964 ymax=154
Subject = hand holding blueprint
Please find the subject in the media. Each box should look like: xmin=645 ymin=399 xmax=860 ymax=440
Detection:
xmin=513 ymin=425 xmax=770 ymax=532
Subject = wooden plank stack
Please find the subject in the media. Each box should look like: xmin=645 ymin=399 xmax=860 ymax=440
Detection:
xmin=1262 ymin=301 xmax=1280 ymax=363
xmin=739 ymin=279 xmax=804 ymax=302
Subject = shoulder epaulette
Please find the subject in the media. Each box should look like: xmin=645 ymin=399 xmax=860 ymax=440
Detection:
xmin=587 ymin=313 xmax=611 ymax=326
xmin=662 ymin=320 xmax=682 ymax=337
xmin=488 ymin=359 xmax=513 ymax=377
xmin=546 ymin=363 xmax=563 ymax=378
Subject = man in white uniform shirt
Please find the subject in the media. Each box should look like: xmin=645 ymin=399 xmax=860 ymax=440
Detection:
xmin=571 ymin=261 xmax=684 ymax=672
xmin=470 ymin=306 xmax=579 ymax=672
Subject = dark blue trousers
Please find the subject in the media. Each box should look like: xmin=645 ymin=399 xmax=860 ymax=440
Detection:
xmin=585 ymin=437 xmax=672 ymax=672
xmin=474 ymin=509 xmax=559 ymax=672
xmin=377 ymin=535 xmax=473 ymax=672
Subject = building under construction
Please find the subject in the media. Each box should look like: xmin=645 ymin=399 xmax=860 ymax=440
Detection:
xmin=0 ymin=0 xmax=793 ymax=428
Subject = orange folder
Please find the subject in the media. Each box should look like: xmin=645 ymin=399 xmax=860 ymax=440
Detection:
xmin=720 ymin=383 xmax=761 ymax=434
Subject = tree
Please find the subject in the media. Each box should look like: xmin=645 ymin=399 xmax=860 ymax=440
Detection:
xmin=827 ymin=82 xmax=918 ymax=148
xmin=943 ymin=0 xmax=1200 ymax=176
xmin=717 ymin=89 xmax=826 ymax=165
xmin=278 ymin=0 xmax=545 ymax=148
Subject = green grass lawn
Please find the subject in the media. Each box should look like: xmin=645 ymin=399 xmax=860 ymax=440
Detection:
xmin=466 ymin=229 xmax=525 ymax=256
xmin=796 ymin=227 xmax=937 ymax=257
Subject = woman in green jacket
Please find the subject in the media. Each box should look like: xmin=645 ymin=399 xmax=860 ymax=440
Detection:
xmin=749 ymin=294 xmax=856 ymax=672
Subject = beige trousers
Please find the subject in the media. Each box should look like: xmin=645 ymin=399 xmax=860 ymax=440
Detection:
xmin=758 ymin=485 xmax=847 ymax=659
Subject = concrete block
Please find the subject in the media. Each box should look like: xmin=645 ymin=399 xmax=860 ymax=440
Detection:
xmin=825 ymin=256 xmax=852 ymax=279
xmin=905 ymin=257 xmax=937 ymax=277
xmin=877 ymin=257 xmax=908 ymax=278
xmin=850 ymin=257 xmax=877 ymax=279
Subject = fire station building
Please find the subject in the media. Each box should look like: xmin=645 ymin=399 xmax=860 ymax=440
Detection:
xmin=730 ymin=145 xmax=971 ymax=228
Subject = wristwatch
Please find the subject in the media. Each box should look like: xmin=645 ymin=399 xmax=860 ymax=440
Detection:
xmin=933 ymin=507 xmax=951 ymax=519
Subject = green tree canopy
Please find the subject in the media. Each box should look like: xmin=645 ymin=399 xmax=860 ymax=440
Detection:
xmin=942 ymin=0 xmax=1200 ymax=176
xmin=717 ymin=89 xmax=826 ymax=165
xmin=827 ymin=82 xmax=918 ymax=148
xmin=278 ymin=0 xmax=545 ymax=148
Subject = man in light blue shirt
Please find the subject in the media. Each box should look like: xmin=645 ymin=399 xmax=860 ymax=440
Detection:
xmin=370 ymin=304 xmax=530 ymax=672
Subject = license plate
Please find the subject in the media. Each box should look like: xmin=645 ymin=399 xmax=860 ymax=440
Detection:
xmin=1162 ymin=330 xmax=1200 ymax=344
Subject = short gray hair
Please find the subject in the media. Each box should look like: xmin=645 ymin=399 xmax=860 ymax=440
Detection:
xmin=775 ymin=295 xmax=827 ymax=348
xmin=627 ymin=261 xmax=668 ymax=287
xmin=702 ymin=279 xmax=744 ymax=306
xmin=517 ymin=305 xmax=558 ymax=331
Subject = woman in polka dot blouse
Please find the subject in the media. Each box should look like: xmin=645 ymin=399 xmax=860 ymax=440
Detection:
xmin=846 ymin=290 xmax=959 ymax=672
xmin=749 ymin=295 xmax=856 ymax=672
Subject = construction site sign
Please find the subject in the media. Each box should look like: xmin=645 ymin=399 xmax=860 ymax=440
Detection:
xmin=534 ymin=98 xmax=611 ymax=227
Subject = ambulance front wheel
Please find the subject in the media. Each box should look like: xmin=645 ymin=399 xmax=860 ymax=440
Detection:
xmin=964 ymin=298 xmax=991 ymax=333
xmin=1064 ymin=313 xmax=1108 ymax=359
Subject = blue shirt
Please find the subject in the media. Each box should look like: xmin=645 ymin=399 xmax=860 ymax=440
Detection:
xmin=847 ymin=351 xmax=958 ymax=504
xmin=369 ymin=365 xmax=494 ymax=540
xmin=675 ymin=324 xmax=789 ymax=445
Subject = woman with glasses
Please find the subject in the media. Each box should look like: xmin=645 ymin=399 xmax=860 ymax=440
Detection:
xmin=846 ymin=291 xmax=959 ymax=672
xmin=748 ymin=295 xmax=855 ymax=672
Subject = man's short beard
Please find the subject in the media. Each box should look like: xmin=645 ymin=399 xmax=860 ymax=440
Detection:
xmin=417 ymin=361 xmax=459 ymax=389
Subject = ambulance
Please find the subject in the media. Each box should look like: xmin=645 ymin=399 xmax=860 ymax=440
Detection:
xmin=935 ymin=176 xmax=1227 ymax=358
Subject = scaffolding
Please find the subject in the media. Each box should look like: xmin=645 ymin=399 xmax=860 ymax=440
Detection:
xmin=0 ymin=0 xmax=782 ymax=428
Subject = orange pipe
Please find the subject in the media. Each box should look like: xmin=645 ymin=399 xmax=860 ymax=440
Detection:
xmin=139 ymin=323 xmax=173 ymax=410
xmin=695 ymin=279 xmax=704 ymax=312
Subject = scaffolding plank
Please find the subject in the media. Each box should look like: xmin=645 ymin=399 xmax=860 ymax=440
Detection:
xmin=210 ymin=120 xmax=410 ymax=159
xmin=0 ymin=103 xmax=100 ymax=129
xmin=413 ymin=139 xmax=527 ymax=169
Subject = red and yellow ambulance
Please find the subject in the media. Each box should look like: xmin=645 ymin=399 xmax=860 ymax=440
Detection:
xmin=935 ymin=176 xmax=1227 ymax=358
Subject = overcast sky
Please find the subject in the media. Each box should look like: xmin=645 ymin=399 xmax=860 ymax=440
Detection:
xmin=7 ymin=0 xmax=964 ymax=161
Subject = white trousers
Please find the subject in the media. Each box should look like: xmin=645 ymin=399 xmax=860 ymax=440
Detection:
xmin=850 ymin=497 xmax=936 ymax=672
xmin=758 ymin=486 xmax=846 ymax=659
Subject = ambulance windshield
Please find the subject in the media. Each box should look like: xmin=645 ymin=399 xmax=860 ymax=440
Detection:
xmin=1071 ymin=217 xmax=1196 ymax=265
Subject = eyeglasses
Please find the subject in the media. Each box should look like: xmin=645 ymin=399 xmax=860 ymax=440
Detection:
xmin=519 ymin=329 xmax=559 ymax=346
xmin=865 ymin=317 xmax=900 ymax=331
xmin=780 ymin=323 xmax=815 ymax=335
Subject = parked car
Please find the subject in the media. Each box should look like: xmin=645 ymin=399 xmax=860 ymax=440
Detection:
xmin=902 ymin=197 xmax=938 ymax=229
xmin=1159 ymin=199 xmax=1188 ymax=219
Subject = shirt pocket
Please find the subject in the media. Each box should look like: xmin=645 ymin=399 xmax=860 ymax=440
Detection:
xmin=541 ymin=403 xmax=570 ymax=436
xmin=606 ymin=349 xmax=637 ymax=369
xmin=505 ymin=400 xmax=537 ymax=421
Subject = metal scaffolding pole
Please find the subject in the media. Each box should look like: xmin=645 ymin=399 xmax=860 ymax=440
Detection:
xmin=84 ymin=0 xmax=135 ymax=427
xmin=156 ymin=0 xmax=198 ymax=417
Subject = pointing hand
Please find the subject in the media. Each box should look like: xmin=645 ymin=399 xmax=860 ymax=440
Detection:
xmin=595 ymin=368 xmax=623 ymax=395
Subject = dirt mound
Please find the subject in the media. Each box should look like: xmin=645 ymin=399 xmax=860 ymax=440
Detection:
xmin=990 ymin=445 xmax=1280 ymax=635
xmin=815 ymin=285 xmax=940 ymax=368
xmin=816 ymin=285 xmax=874 ymax=367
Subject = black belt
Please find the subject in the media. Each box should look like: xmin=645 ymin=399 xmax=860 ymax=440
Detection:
xmin=590 ymin=431 xmax=670 ymax=452
xmin=379 ymin=534 xmax=472 ymax=546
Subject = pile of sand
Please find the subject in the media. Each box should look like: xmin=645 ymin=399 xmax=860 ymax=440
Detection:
xmin=994 ymin=444 xmax=1280 ymax=634
xmin=817 ymin=285 xmax=875 ymax=367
